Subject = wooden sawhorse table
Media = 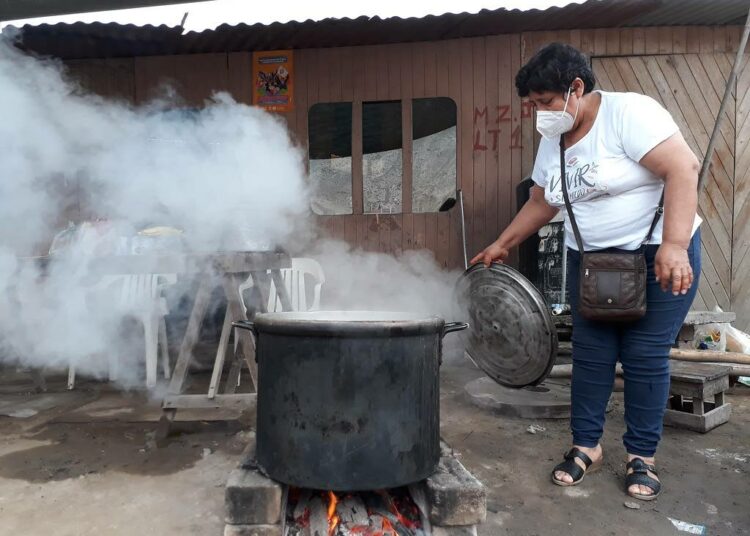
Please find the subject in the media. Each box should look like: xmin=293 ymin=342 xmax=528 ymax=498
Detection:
xmin=89 ymin=251 xmax=292 ymax=443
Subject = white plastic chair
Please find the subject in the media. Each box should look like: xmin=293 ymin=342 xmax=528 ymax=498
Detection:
xmin=234 ymin=258 xmax=325 ymax=358
xmin=238 ymin=257 xmax=325 ymax=314
xmin=68 ymin=273 xmax=177 ymax=389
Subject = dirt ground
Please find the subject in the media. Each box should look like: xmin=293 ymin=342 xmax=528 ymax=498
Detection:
xmin=0 ymin=359 xmax=748 ymax=536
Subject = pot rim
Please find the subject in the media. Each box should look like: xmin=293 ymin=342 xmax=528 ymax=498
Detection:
xmin=251 ymin=310 xmax=446 ymax=337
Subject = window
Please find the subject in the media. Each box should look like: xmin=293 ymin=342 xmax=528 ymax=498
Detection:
xmin=308 ymin=97 xmax=456 ymax=215
xmin=363 ymin=100 xmax=402 ymax=214
xmin=308 ymin=103 xmax=353 ymax=215
xmin=412 ymin=97 xmax=457 ymax=213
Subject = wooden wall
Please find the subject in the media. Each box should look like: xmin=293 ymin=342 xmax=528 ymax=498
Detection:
xmin=62 ymin=25 xmax=748 ymax=322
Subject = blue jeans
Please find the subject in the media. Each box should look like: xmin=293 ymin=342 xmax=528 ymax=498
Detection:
xmin=567 ymin=230 xmax=701 ymax=457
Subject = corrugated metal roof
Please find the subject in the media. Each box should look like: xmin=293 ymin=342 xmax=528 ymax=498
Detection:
xmin=5 ymin=0 xmax=749 ymax=60
xmin=0 ymin=0 xmax=209 ymax=22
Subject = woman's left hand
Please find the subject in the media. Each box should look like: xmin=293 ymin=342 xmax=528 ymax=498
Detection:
xmin=655 ymin=242 xmax=693 ymax=295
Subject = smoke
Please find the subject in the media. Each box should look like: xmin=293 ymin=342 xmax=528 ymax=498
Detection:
xmin=0 ymin=37 xmax=309 ymax=387
xmin=0 ymin=37 xmax=467 ymax=388
xmin=308 ymin=240 xmax=462 ymax=319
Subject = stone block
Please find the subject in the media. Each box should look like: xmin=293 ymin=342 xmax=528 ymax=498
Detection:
xmin=225 ymin=467 xmax=283 ymax=525
xmin=425 ymin=457 xmax=486 ymax=526
xmin=224 ymin=524 xmax=282 ymax=536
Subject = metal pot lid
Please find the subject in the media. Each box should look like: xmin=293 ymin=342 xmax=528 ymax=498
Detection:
xmin=454 ymin=263 xmax=558 ymax=387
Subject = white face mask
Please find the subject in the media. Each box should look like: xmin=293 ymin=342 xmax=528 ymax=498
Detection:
xmin=535 ymin=87 xmax=580 ymax=140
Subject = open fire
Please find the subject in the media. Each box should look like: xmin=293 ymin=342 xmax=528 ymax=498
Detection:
xmin=285 ymin=487 xmax=425 ymax=536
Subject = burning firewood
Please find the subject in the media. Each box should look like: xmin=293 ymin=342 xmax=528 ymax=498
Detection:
xmin=306 ymin=496 xmax=328 ymax=536
xmin=337 ymin=496 xmax=369 ymax=527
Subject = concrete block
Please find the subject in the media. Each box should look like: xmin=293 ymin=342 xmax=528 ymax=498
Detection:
xmin=425 ymin=457 xmax=486 ymax=526
xmin=225 ymin=467 xmax=283 ymax=525
xmin=224 ymin=524 xmax=282 ymax=536
xmin=432 ymin=526 xmax=478 ymax=536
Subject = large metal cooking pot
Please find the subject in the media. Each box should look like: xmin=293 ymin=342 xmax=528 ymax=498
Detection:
xmin=233 ymin=311 xmax=467 ymax=491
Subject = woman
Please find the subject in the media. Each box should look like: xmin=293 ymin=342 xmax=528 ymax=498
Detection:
xmin=471 ymin=43 xmax=701 ymax=501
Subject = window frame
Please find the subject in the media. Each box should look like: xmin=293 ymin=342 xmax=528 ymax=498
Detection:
xmin=307 ymin=96 xmax=458 ymax=216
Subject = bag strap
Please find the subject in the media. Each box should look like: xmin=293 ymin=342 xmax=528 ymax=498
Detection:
xmin=558 ymin=135 xmax=664 ymax=251
xmin=559 ymin=136 xmax=585 ymax=253
xmin=641 ymin=191 xmax=664 ymax=247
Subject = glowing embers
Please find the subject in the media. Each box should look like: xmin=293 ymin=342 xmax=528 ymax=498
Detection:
xmin=285 ymin=487 xmax=424 ymax=536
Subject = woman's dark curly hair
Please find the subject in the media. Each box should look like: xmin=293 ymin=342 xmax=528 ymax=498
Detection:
xmin=515 ymin=43 xmax=596 ymax=97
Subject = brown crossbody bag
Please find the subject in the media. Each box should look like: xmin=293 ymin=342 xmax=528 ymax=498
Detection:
xmin=559 ymin=135 xmax=663 ymax=322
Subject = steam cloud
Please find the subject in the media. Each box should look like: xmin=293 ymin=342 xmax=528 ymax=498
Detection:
xmin=0 ymin=35 xmax=465 ymax=388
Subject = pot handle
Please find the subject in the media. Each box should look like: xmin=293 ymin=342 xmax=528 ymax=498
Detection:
xmin=232 ymin=320 xmax=257 ymax=336
xmin=443 ymin=322 xmax=469 ymax=337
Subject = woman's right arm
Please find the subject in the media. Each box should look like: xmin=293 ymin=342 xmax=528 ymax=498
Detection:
xmin=470 ymin=185 xmax=559 ymax=266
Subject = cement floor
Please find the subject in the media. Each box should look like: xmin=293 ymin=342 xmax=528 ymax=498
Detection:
xmin=0 ymin=361 xmax=748 ymax=536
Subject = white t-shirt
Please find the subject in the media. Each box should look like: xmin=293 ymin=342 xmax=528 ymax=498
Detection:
xmin=531 ymin=90 xmax=702 ymax=251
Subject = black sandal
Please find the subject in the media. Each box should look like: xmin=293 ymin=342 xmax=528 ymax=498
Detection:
xmin=625 ymin=458 xmax=661 ymax=501
xmin=551 ymin=447 xmax=602 ymax=487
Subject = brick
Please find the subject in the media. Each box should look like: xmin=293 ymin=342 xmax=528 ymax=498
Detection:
xmin=225 ymin=467 xmax=283 ymax=525
xmin=425 ymin=457 xmax=486 ymax=526
xmin=432 ymin=526 xmax=478 ymax=536
xmin=224 ymin=524 xmax=282 ymax=536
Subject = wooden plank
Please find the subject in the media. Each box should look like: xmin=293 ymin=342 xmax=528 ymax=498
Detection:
xmin=375 ymin=45 xmax=389 ymax=101
xmin=569 ymin=29 xmax=582 ymax=51
xmin=472 ymin=37 xmax=487 ymax=257
xmin=207 ymin=307 xmax=232 ymax=398
xmin=484 ymin=36 xmax=500 ymax=251
xmin=686 ymin=26 xmax=702 ymax=54
xmin=459 ymin=38 xmax=475 ymax=256
xmin=425 ymin=213 xmax=438 ymax=257
xmin=294 ymin=49 xmax=310 ymax=163
xmin=378 ymin=214 xmax=391 ymax=254
xmin=665 ymin=56 xmax=735 ymax=182
xmin=402 ymin=213 xmax=415 ymax=250
xmin=172 ymin=53 xmax=229 ymax=105
xmin=713 ymin=26 xmax=728 ymax=53
xmin=448 ymin=39 xmax=464 ymax=267
xmin=672 ymin=27 xmax=688 ymax=54
xmin=355 ymin=214 xmax=367 ymax=249
xmin=594 ymin=28 xmax=608 ymax=56
xmin=402 ymin=98 xmax=413 ymax=215
xmin=580 ymin=29 xmax=596 ymax=57
xmin=733 ymin=64 xmax=750 ymax=330
xmin=658 ymin=26 xmax=673 ymax=54
xmin=695 ymin=54 xmax=735 ymax=123
xmin=619 ymin=28 xmax=634 ymax=56
xmin=412 ymin=41 xmax=426 ymax=99
xmin=226 ymin=52 xmax=252 ymax=106
xmin=633 ymin=27 xmax=646 ymax=55
xmin=613 ymin=57 xmax=646 ymax=93
xmin=365 ymin=214 xmax=379 ymax=252
xmin=498 ymin=35 xmax=514 ymax=236
xmin=162 ymin=393 xmax=256 ymax=410
xmin=134 ymin=55 xmax=177 ymax=104
xmin=334 ymin=216 xmax=347 ymax=241
xmin=599 ymin=57 xmax=629 ymax=94
xmin=664 ymin=404 xmax=731 ymax=433
xmin=352 ymin=49 xmax=365 ymax=216
xmin=165 ymin=277 xmax=213 ymax=396
xmin=605 ymin=28 xmax=620 ymax=56
xmin=437 ymin=212 xmax=451 ymax=268
xmin=390 ymin=214 xmax=403 ymax=256
xmin=413 ymin=213 xmax=427 ymax=250
xmin=644 ymin=27 xmax=660 ymax=55
xmin=595 ymin=60 xmax=616 ymax=91
xmin=699 ymin=27 xmax=714 ymax=54
xmin=653 ymin=56 xmax=733 ymax=210
xmin=424 ymin=39 xmax=438 ymax=98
